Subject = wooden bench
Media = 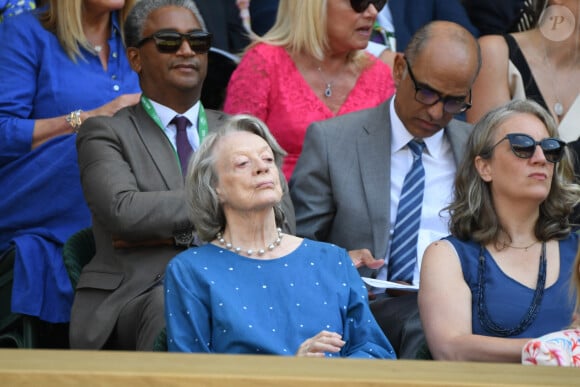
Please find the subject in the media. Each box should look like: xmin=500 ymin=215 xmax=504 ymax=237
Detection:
xmin=0 ymin=349 xmax=578 ymax=386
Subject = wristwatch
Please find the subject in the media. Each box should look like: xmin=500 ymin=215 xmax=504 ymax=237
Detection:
xmin=173 ymin=229 xmax=197 ymax=248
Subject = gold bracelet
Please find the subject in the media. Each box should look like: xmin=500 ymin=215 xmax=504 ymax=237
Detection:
xmin=66 ymin=109 xmax=83 ymax=132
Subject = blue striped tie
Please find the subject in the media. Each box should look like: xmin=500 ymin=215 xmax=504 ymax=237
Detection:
xmin=388 ymin=140 xmax=426 ymax=282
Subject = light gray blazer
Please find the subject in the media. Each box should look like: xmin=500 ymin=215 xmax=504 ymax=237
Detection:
xmin=289 ymin=97 xmax=472 ymax=277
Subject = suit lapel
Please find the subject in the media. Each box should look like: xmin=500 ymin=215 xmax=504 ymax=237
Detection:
xmin=131 ymin=104 xmax=183 ymax=189
xmin=357 ymin=100 xmax=392 ymax=258
xmin=444 ymin=118 xmax=473 ymax=165
xmin=130 ymin=106 xmax=229 ymax=190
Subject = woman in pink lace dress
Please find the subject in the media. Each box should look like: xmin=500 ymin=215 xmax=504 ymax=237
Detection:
xmin=223 ymin=0 xmax=395 ymax=180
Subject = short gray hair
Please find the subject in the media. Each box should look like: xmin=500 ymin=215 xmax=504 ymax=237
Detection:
xmin=185 ymin=114 xmax=288 ymax=242
xmin=124 ymin=0 xmax=206 ymax=48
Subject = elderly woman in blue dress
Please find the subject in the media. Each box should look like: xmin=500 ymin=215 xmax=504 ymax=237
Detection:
xmin=165 ymin=114 xmax=395 ymax=358
xmin=419 ymin=99 xmax=580 ymax=362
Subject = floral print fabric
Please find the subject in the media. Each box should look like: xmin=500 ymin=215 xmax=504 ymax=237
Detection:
xmin=522 ymin=329 xmax=580 ymax=366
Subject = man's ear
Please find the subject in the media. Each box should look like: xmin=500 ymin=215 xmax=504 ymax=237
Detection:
xmin=475 ymin=155 xmax=492 ymax=182
xmin=392 ymin=53 xmax=406 ymax=88
xmin=127 ymin=47 xmax=141 ymax=73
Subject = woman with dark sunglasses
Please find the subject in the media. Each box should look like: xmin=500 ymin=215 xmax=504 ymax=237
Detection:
xmin=223 ymin=0 xmax=395 ymax=181
xmin=465 ymin=0 xmax=580 ymax=223
xmin=418 ymin=99 xmax=580 ymax=362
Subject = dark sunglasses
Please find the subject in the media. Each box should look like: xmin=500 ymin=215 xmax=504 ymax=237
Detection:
xmin=404 ymin=57 xmax=472 ymax=114
xmin=350 ymin=0 xmax=388 ymax=13
xmin=482 ymin=133 xmax=566 ymax=163
xmin=136 ymin=30 xmax=212 ymax=54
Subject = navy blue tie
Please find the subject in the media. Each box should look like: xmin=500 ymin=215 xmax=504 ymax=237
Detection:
xmin=388 ymin=140 xmax=426 ymax=282
xmin=172 ymin=116 xmax=193 ymax=176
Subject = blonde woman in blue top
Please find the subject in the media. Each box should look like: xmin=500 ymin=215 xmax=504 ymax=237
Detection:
xmin=165 ymin=115 xmax=395 ymax=358
xmin=0 ymin=0 xmax=140 ymax=326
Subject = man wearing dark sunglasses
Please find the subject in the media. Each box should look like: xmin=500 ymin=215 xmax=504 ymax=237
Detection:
xmin=291 ymin=20 xmax=481 ymax=359
xmin=69 ymin=0 xmax=227 ymax=351
xmin=70 ymin=0 xmax=296 ymax=351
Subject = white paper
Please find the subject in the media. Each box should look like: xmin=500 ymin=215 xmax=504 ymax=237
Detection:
xmin=361 ymin=277 xmax=419 ymax=291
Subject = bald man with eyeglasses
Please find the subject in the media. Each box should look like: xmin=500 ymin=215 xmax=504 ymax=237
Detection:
xmin=290 ymin=20 xmax=481 ymax=359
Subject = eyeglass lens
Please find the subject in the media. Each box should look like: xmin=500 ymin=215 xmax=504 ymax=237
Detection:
xmin=155 ymin=32 xmax=211 ymax=53
xmin=403 ymin=57 xmax=470 ymax=114
xmin=138 ymin=31 xmax=212 ymax=53
xmin=350 ymin=0 xmax=388 ymax=13
xmin=415 ymin=89 xmax=471 ymax=114
xmin=507 ymin=133 xmax=565 ymax=163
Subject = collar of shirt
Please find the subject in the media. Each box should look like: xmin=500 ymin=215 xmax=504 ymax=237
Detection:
xmin=148 ymin=99 xmax=201 ymax=149
xmin=389 ymin=96 xmax=446 ymax=158
xmin=110 ymin=11 xmax=121 ymax=35
xmin=148 ymin=99 xmax=200 ymax=130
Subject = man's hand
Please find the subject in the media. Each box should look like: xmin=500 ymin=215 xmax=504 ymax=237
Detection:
xmin=348 ymin=249 xmax=384 ymax=269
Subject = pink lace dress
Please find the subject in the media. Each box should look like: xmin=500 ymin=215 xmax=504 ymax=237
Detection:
xmin=223 ymin=43 xmax=396 ymax=180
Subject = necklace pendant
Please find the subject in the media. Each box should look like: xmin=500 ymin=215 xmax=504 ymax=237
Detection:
xmin=554 ymin=102 xmax=564 ymax=116
xmin=324 ymin=84 xmax=332 ymax=98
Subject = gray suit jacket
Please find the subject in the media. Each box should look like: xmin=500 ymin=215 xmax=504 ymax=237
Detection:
xmin=70 ymin=103 xmax=295 ymax=349
xmin=289 ymin=98 xmax=472 ymax=277
xmin=70 ymin=103 xmax=226 ymax=349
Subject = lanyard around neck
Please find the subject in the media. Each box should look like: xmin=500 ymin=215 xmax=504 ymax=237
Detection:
xmin=140 ymin=95 xmax=208 ymax=142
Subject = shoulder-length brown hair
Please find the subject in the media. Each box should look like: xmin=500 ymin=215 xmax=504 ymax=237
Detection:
xmin=447 ymin=99 xmax=580 ymax=245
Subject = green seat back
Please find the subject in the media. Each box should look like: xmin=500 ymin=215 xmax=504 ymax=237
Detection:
xmin=62 ymin=228 xmax=95 ymax=290
xmin=0 ymin=248 xmax=38 ymax=348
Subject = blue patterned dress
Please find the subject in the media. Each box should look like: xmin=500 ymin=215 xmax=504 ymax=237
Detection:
xmin=165 ymin=239 xmax=396 ymax=359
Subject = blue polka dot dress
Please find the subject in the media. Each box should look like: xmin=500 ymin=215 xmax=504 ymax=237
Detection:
xmin=165 ymin=238 xmax=395 ymax=358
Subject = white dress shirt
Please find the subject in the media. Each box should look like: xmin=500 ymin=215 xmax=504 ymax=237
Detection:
xmin=377 ymin=98 xmax=456 ymax=285
xmin=149 ymin=99 xmax=201 ymax=151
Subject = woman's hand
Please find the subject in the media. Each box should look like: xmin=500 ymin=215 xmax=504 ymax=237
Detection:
xmin=84 ymin=93 xmax=141 ymax=119
xmin=296 ymin=330 xmax=345 ymax=357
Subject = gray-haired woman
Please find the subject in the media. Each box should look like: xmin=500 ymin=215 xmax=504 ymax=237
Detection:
xmin=164 ymin=114 xmax=395 ymax=359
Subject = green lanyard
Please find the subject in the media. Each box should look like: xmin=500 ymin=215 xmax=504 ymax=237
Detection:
xmin=140 ymin=95 xmax=208 ymax=142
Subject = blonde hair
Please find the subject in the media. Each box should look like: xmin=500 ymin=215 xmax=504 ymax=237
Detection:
xmin=249 ymin=0 xmax=367 ymax=66
xmin=40 ymin=0 xmax=137 ymax=62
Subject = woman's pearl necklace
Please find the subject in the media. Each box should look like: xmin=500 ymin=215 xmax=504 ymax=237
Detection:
xmin=216 ymin=228 xmax=283 ymax=256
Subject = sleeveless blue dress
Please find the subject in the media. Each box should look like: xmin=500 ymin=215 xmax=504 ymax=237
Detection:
xmin=445 ymin=233 xmax=577 ymax=338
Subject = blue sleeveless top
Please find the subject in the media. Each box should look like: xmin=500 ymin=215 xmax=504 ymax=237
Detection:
xmin=445 ymin=233 xmax=577 ymax=338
